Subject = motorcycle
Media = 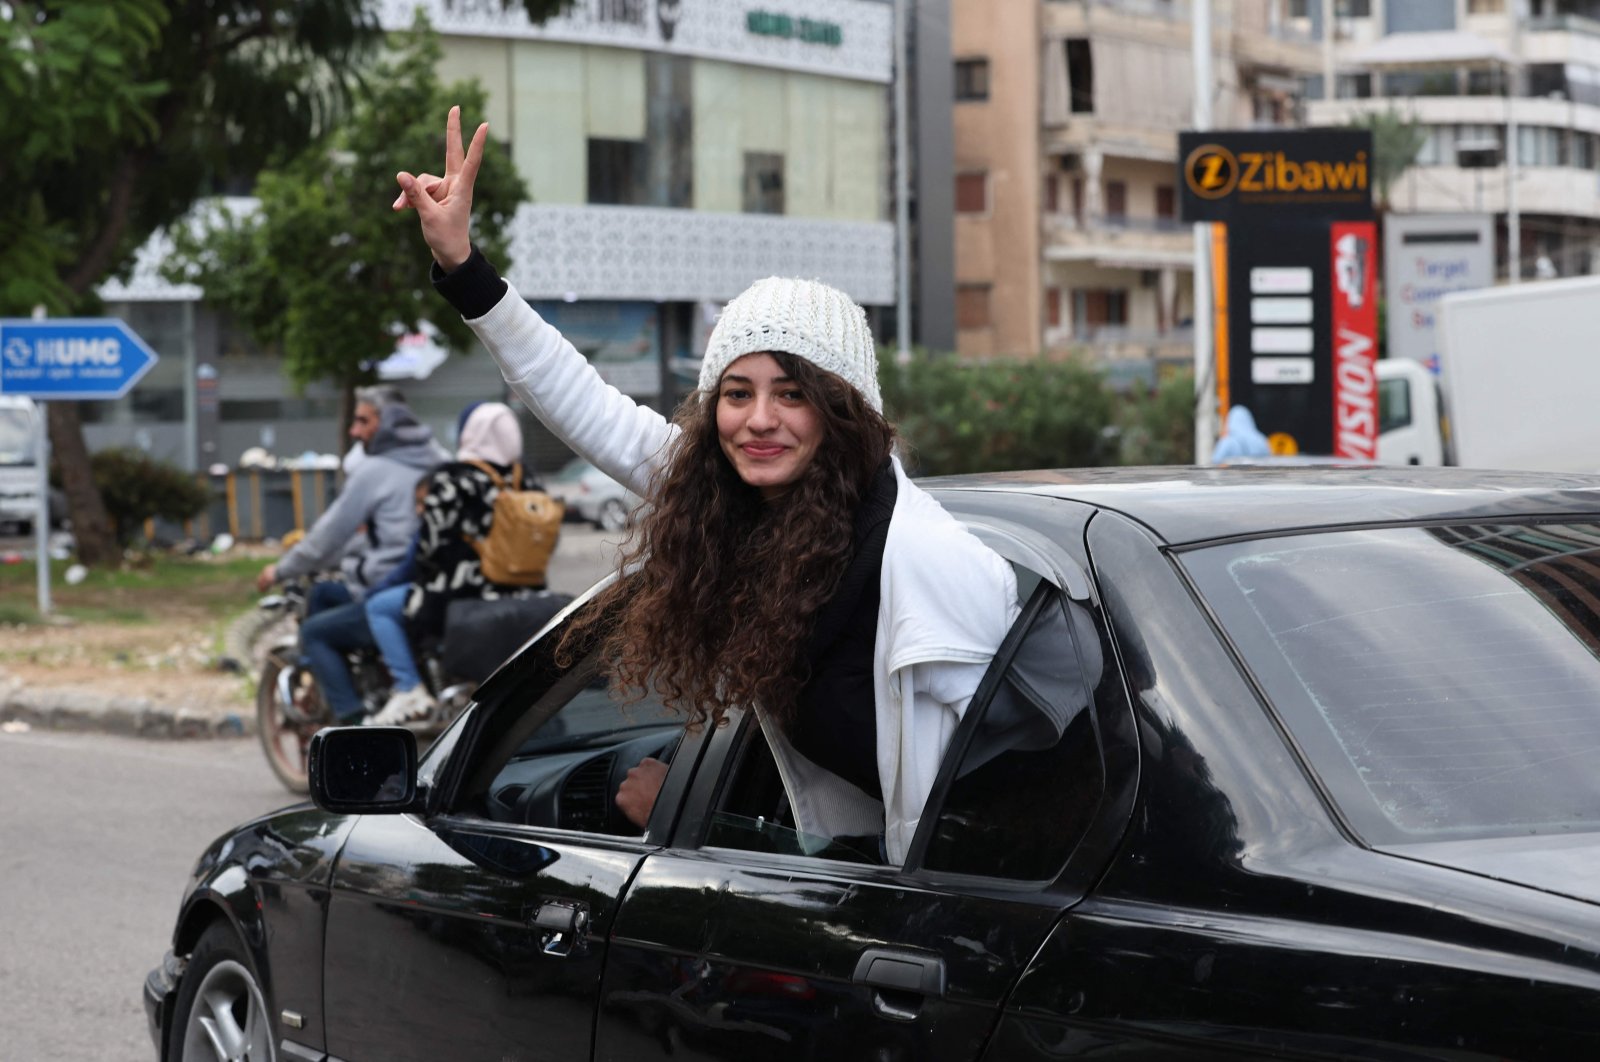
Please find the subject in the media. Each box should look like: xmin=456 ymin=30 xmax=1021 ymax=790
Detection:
xmin=254 ymin=578 xmax=476 ymax=793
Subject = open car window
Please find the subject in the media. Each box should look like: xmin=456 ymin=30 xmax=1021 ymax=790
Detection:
xmin=456 ymin=650 xmax=684 ymax=838
xmin=701 ymin=559 xmax=1094 ymax=872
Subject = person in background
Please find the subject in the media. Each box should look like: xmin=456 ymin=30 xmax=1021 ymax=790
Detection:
xmin=364 ymin=401 xmax=545 ymax=726
xmin=1211 ymin=405 xmax=1272 ymax=463
xmin=257 ymin=392 xmax=441 ymax=722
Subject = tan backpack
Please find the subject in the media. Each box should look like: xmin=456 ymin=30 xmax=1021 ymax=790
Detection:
xmin=464 ymin=461 xmax=564 ymax=587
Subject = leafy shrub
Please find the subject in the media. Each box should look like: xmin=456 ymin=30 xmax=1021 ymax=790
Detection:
xmin=85 ymin=449 xmax=209 ymax=544
xmin=1114 ymin=368 xmax=1196 ymax=466
xmin=879 ymin=349 xmax=1117 ymax=476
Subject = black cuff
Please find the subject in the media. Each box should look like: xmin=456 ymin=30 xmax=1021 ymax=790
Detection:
xmin=431 ymin=246 xmax=508 ymax=320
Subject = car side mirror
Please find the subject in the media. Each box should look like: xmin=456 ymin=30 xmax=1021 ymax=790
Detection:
xmin=309 ymin=726 xmax=420 ymax=814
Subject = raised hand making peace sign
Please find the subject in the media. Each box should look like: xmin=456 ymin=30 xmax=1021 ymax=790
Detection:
xmin=393 ymin=106 xmax=489 ymax=272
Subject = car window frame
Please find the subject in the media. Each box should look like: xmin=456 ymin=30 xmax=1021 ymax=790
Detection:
xmin=667 ymin=499 xmax=1138 ymax=900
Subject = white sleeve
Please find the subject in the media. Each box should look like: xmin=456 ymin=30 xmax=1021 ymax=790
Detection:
xmin=464 ymin=282 xmax=677 ymax=497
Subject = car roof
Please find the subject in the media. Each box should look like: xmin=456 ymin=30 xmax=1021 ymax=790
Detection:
xmin=924 ymin=465 xmax=1600 ymax=547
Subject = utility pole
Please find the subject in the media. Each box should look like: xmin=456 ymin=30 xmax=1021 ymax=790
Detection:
xmin=1192 ymin=0 xmax=1215 ymax=464
xmin=894 ymin=0 xmax=914 ymax=357
xmin=1507 ymin=0 xmax=1523 ymax=284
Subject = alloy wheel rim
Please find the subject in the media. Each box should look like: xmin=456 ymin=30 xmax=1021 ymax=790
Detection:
xmin=181 ymin=958 xmax=273 ymax=1062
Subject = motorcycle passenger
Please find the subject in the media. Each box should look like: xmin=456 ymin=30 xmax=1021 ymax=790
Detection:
xmin=256 ymin=390 xmax=443 ymax=721
xmin=363 ymin=400 xmax=548 ymax=727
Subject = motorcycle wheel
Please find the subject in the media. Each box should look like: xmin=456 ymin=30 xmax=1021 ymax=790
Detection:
xmin=256 ymin=648 xmax=328 ymax=794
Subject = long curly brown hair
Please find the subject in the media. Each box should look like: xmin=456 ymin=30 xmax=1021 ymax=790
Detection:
xmin=561 ymin=351 xmax=896 ymax=731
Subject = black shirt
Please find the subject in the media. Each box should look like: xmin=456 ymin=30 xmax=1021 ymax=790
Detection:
xmin=787 ymin=460 xmax=897 ymax=799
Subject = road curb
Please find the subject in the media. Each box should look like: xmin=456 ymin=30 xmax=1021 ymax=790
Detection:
xmin=0 ymin=677 xmax=252 ymax=740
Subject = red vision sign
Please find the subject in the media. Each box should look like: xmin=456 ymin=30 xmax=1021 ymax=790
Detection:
xmin=1330 ymin=221 xmax=1378 ymax=460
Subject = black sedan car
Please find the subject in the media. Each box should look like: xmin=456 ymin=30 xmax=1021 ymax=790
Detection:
xmin=147 ymin=467 xmax=1600 ymax=1062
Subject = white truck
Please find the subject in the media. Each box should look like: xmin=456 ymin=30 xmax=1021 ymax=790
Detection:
xmin=1377 ymin=274 xmax=1600 ymax=472
xmin=0 ymin=395 xmax=43 ymax=532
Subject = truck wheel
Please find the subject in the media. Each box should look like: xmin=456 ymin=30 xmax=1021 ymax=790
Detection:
xmin=167 ymin=922 xmax=275 ymax=1062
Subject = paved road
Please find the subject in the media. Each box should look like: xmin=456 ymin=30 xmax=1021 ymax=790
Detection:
xmin=0 ymin=731 xmax=294 ymax=1061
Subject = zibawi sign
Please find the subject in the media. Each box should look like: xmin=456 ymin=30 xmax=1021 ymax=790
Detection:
xmin=1331 ymin=222 xmax=1379 ymax=460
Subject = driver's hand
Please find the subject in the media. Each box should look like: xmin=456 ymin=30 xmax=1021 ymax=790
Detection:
xmin=616 ymin=756 xmax=668 ymax=830
xmin=255 ymin=563 xmax=277 ymax=594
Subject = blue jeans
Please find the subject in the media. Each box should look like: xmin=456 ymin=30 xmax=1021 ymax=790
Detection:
xmin=364 ymin=584 xmax=421 ymax=692
xmin=298 ymin=582 xmax=375 ymax=721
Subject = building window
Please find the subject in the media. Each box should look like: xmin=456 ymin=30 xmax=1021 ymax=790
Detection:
xmin=1065 ymin=39 xmax=1094 ymax=113
xmin=1104 ymin=180 xmax=1127 ymax=218
xmin=1073 ymin=288 xmax=1128 ymax=337
xmin=1155 ymin=184 xmax=1176 ymax=219
xmin=742 ymin=152 xmax=785 ymax=214
xmin=1072 ymin=177 xmax=1084 ymax=220
xmin=956 ymin=172 xmax=988 ymax=214
xmin=1046 ymin=287 xmax=1062 ymax=329
xmin=587 ymin=138 xmax=648 ymax=205
xmin=1467 ymin=0 xmax=1505 ymax=12
xmin=955 ymin=58 xmax=990 ymax=101
xmin=956 ymin=285 xmax=992 ymax=330
xmin=1342 ymin=0 xmax=1371 ymax=15
xmin=1044 ymin=174 xmax=1059 ymax=213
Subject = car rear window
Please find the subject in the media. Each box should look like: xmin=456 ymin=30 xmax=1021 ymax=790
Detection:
xmin=1182 ymin=523 xmax=1600 ymax=845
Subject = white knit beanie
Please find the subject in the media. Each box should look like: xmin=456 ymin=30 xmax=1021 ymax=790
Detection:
xmin=699 ymin=277 xmax=882 ymax=412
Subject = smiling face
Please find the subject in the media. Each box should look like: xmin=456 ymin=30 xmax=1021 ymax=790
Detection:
xmin=715 ymin=353 xmax=824 ymax=500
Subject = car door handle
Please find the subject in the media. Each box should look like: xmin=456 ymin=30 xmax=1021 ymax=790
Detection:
xmin=851 ymin=948 xmax=945 ymax=1021
xmin=528 ymin=900 xmax=587 ymax=957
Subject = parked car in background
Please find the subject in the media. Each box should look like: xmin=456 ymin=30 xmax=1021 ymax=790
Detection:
xmin=146 ymin=467 xmax=1600 ymax=1061
xmin=0 ymin=396 xmax=58 ymax=533
xmin=546 ymin=457 xmax=642 ymax=532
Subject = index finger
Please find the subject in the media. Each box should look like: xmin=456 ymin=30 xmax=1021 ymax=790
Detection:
xmin=460 ymin=121 xmax=490 ymax=189
xmin=444 ymin=105 xmax=464 ymax=176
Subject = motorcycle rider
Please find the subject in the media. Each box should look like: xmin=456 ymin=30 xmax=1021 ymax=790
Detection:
xmin=255 ymin=387 xmax=444 ymax=722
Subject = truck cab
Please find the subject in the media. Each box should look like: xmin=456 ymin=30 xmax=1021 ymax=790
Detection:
xmin=1376 ymin=358 xmax=1450 ymax=467
xmin=0 ymin=396 xmax=43 ymax=532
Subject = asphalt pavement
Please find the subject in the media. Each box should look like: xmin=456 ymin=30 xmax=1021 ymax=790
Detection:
xmin=0 ymin=729 xmax=292 ymax=1061
xmin=0 ymin=522 xmax=628 ymax=740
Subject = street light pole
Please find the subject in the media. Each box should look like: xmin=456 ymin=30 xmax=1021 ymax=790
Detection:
xmin=1192 ymin=0 xmax=1215 ymax=464
xmin=893 ymin=0 xmax=913 ymax=357
xmin=1507 ymin=0 xmax=1524 ymax=284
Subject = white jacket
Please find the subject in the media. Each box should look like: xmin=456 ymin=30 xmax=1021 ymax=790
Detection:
xmin=462 ymin=287 xmax=1019 ymax=863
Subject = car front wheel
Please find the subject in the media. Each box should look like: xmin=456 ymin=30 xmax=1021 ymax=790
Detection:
xmin=168 ymin=923 xmax=276 ymax=1062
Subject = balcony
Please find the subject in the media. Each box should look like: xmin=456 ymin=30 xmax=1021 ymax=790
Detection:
xmin=1045 ymin=324 xmax=1195 ymax=365
xmin=1045 ymin=213 xmax=1194 ymax=270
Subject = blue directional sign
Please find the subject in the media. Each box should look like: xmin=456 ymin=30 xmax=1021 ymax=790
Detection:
xmin=0 ymin=318 xmax=159 ymax=400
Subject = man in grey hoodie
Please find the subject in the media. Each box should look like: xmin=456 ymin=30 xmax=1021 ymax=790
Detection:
xmin=257 ymin=392 xmax=444 ymax=721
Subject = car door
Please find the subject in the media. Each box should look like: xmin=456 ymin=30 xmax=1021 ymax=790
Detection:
xmin=592 ymin=511 xmax=1139 ymax=1061
xmin=319 ymin=591 xmax=689 ymax=1062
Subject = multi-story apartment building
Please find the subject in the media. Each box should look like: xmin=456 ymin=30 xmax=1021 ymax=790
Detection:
xmin=951 ymin=0 xmax=1321 ymax=376
xmin=92 ymin=0 xmax=894 ymax=471
xmin=1303 ymin=0 xmax=1600 ymax=281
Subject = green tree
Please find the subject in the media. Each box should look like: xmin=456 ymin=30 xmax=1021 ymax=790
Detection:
xmin=1350 ymin=107 xmax=1427 ymax=211
xmin=1 ymin=0 xmax=380 ymax=566
xmin=165 ymin=18 xmax=529 ymax=442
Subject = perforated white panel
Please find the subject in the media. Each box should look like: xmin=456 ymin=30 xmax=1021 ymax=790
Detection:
xmin=502 ymin=203 xmax=895 ymax=305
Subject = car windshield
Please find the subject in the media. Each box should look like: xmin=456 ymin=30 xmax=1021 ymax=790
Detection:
xmin=1183 ymin=522 xmax=1600 ymax=846
xmin=0 ymin=408 xmax=34 ymax=465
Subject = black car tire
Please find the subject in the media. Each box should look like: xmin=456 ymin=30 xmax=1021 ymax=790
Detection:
xmin=596 ymin=497 xmax=629 ymax=533
xmin=167 ymin=922 xmax=276 ymax=1062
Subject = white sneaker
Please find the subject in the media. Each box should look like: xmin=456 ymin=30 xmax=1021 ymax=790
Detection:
xmin=365 ymin=685 xmax=436 ymax=726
